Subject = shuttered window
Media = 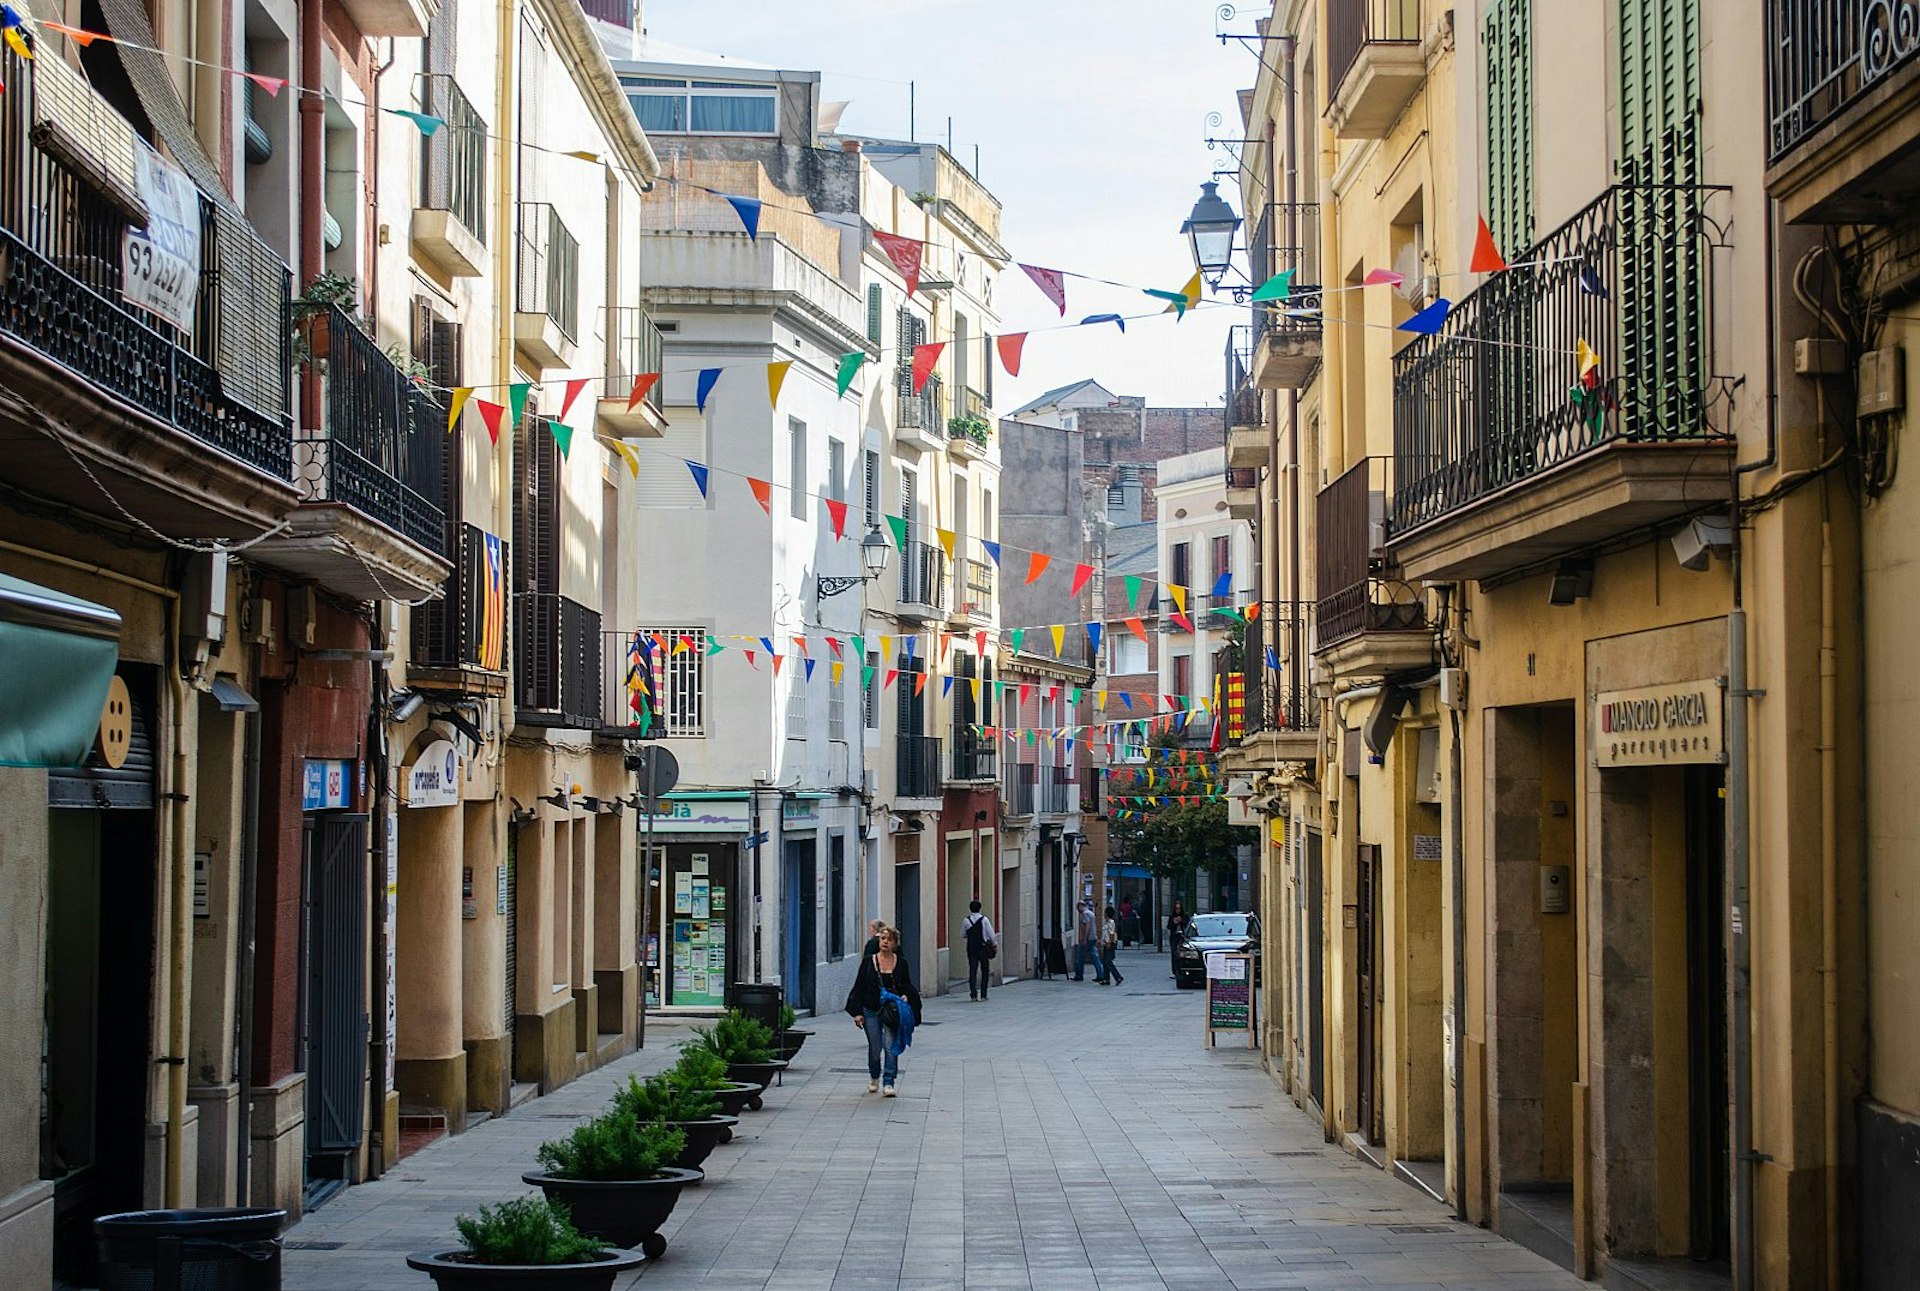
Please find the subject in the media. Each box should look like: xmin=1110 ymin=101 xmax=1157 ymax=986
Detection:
xmin=1483 ymin=0 xmax=1533 ymax=255
xmin=867 ymin=283 xmax=884 ymax=344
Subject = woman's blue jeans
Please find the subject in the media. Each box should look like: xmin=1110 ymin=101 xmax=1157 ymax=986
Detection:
xmin=863 ymin=1008 xmax=899 ymax=1082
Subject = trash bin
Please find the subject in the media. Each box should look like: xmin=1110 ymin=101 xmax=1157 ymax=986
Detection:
xmin=729 ymin=981 xmax=783 ymax=1034
xmin=96 ymin=1207 xmax=285 ymax=1291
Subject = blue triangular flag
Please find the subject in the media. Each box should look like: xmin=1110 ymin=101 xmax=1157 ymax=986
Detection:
xmin=903 ymin=636 xmax=917 ymax=658
xmin=390 ymin=109 xmax=443 ymax=136
xmin=981 ymin=540 xmax=1002 ymax=566
xmin=1265 ymin=646 xmax=1279 ymax=671
xmin=721 ymin=194 xmax=762 ymax=240
xmin=1079 ymin=313 xmax=1126 ymax=333
xmin=759 ymin=636 xmax=775 ymax=655
xmin=1120 ymin=692 xmax=1133 ymax=710
xmin=696 ymin=368 xmax=722 ymax=412
xmin=1211 ymin=571 xmax=1232 ymax=599
xmin=685 ymin=460 xmax=709 ymax=497
xmin=1578 ymin=265 xmax=1608 ymax=299
xmin=1085 ymin=621 xmax=1103 ymax=654
xmin=942 ymin=676 xmax=954 ymax=697
xmin=804 ymin=657 xmax=816 ymax=681
xmin=1397 ymin=297 xmax=1452 ymax=335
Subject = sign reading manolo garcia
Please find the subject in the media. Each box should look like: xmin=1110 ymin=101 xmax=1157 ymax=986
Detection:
xmin=1593 ymin=678 xmax=1724 ymax=767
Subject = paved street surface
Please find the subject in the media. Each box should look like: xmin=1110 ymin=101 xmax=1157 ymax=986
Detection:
xmin=283 ymin=946 xmax=1584 ymax=1289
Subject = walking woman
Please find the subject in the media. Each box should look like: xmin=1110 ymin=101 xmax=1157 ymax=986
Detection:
xmin=1099 ymin=905 xmax=1125 ymax=985
xmin=845 ymin=923 xmax=922 ymax=1097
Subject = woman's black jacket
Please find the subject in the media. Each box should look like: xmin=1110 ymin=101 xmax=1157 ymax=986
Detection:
xmin=844 ymin=951 xmax=923 ymax=1022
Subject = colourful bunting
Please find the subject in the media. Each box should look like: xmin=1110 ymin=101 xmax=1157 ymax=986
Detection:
xmin=1071 ymin=563 xmax=1094 ymax=597
xmin=559 ymin=378 xmax=588 ymax=421
xmin=995 ymin=333 xmax=1027 ymax=377
xmin=1364 ymin=268 xmax=1405 ymax=287
xmin=1050 ymin=624 xmax=1066 ymax=656
xmin=1398 ymin=298 xmax=1451 ymax=335
xmin=1124 ymin=574 xmax=1143 ymax=608
xmin=1125 ymin=616 xmax=1147 ymax=642
xmin=911 ymin=342 xmax=945 ymax=395
xmin=391 ymin=109 xmax=443 ymax=136
xmin=475 ymin=400 xmax=506 ymax=443
xmin=1020 ymin=264 xmax=1067 ymax=316
xmin=1086 ymin=622 xmax=1103 ymax=653
xmin=697 ymin=368 xmax=722 ymax=412
xmin=447 ymin=387 xmax=473 ymax=433
xmin=507 ymin=382 xmax=531 ymax=429
xmin=549 ymin=420 xmax=573 ymax=458
xmin=1025 ymin=552 xmax=1050 ymax=585
xmin=1081 ymin=313 xmax=1125 ymax=333
xmin=747 ymin=478 xmax=772 ymax=513
xmin=935 ymin=528 xmax=956 ymax=560
xmin=722 ymin=193 xmax=762 ymax=240
xmin=1470 ymin=215 xmax=1507 ymax=273
xmin=627 ymin=372 xmax=661 ymax=411
xmin=835 ymin=351 xmax=866 ymax=397
xmin=1251 ymin=269 xmax=1295 ymax=302
xmin=767 ymin=361 xmax=791 ymax=408
xmin=873 ymin=231 xmax=924 ymax=296
xmin=824 ymin=497 xmax=849 ymax=539
xmin=1211 ymin=571 xmax=1232 ymax=599
xmin=1169 ymin=584 xmax=1187 ymax=614
xmin=981 ymin=540 xmax=1002 ymax=566
xmin=1010 ymin=628 xmax=1026 ymax=654
xmin=685 ymin=460 xmax=709 ymax=498
xmin=886 ymin=514 xmax=909 ymax=550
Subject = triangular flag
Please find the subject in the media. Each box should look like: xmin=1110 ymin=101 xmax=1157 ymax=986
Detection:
xmin=824 ymin=497 xmax=849 ymax=539
xmin=685 ymin=460 xmax=710 ymax=497
xmin=938 ymin=632 xmax=952 ymax=661
xmin=911 ymin=342 xmax=945 ymax=395
xmin=1124 ymin=574 xmax=1143 ymax=608
xmin=748 ymin=478 xmax=773 ymax=514
xmin=722 ymin=193 xmax=762 ymax=240
xmin=707 ymin=637 xmax=726 ymax=656
xmin=1010 ymin=628 xmax=1026 ymax=654
xmin=243 ymin=71 xmax=285 ymax=96
xmin=42 ymin=21 xmax=99 ymax=46
xmin=744 ymin=650 xmax=758 ymax=668
xmin=835 ymin=351 xmax=866 ymax=397
xmin=1245 ymin=601 xmax=1261 ymax=621
xmin=507 ymin=382 xmax=531 ymax=428
xmin=914 ymin=672 xmax=928 ymax=696
xmin=995 ymin=333 xmax=1027 ymax=377
xmin=1398 ymin=298 xmax=1452 ymax=335
xmin=804 ymin=657 xmax=816 ymax=682
xmin=832 ymin=660 xmax=844 ymax=685
xmin=1020 ymin=263 xmax=1067 ymax=315
xmin=862 ymin=665 xmax=874 ymax=690
xmin=627 ymin=372 xmax=661 ymax=411
xmin=1169 ymin=584 xmax=1187 ymax=613
xmin=770 ymin=655 xmax=784 ymax=677
xmin=873 ymin=231 xmax=924 ymax=296
xmin=697 ymin=368 xmax=722 ymax=412
xmin=559 ymin=378 xmax=588 ymax=421
xmin=1250 ymin=269 xmax=1295 ymax=302
xmin=975 ymin=631 xmax=988 ymax=657
xmin=1121 ymin=692 xmax=1134 ymax=710
xmin=981 ymin=540 xmax=1002 ymax=566
xmin=1086 ymin=622 xmax=1104 ymax=654
xmin=884 ymin=669 xmax=898 ymax=691
xmin=1125 ymin=617 xmax=1147 ymax=642
xmin=1018 ymin=682 xmax=1033 ymax=706
xmin=767 ymin=361 xmax=792 ymax=408
xmin=1265 ymin=646 xmax=1279 ymax=671
xmin=1080 ymin=313 xmax=1125 ymax=333
xmin=969 ymin=678 xmax=981 ymax=704
xmin=1578 ymin=264 xmax=1609 ymax=298
xmin=549 ymin=420 xmax=573 ymax=458
xmin=1576 ymin=338 xmax=1601 ymax=383
xmin=446 ymin=387 xmax=472 ymax=433
xmin=390 ymin=109 xmax=443 ymax=136
xmin=1471 ymin=215 xmax=1507 ymax=273
xmin=1025 ymin=552 xmax=1050 ymax=585
xmin=942 ymin=676 xmax=953 ymax=698
xmin=792 ymin=636 xmax=809 ymax=657
xmin=1050 ymin=624 xmax=1066 ymax=657
xmin=936 ymin=528 xmax=956 ymax=560
xmin=760 ymin=636 xmax=776 ymax=655
xmin=475 ymin=400 xmax=505 ymax=443
xmin=886 ymin=514 xmax=909 ymax=550
xmin=1071 ymin=563 xmax=1094 ymax=597
xmin=1211 ymin=571 xmax=1232 ymax=599
xmin=826 ymin=637 xmax=844 ymax=658
xmin=1363 ymin=268 xmax=1405 ymax=287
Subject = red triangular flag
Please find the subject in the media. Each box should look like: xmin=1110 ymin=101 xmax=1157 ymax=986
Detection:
xmin=884 ymin=668 xmax=899 ymax=691
xmin=912 ymin=342 xmax=945 ymax=395
xmin=874 ymin=231 xmax=924 ymax=297
xmin=995 ymin=333 xmax=1027 ymax=377
xmin=1025 ymin=552 xmax=1050 ymax=585
xmin=771 ymin=655 xmax=784 ymax=676
xmin=975 ymin=631 xmax=988 ymax=657
xmin=627 ymin=372 xmax=661 ymax=411
xmin=826 ymin=637 xmax=843 ymax=658
xmin=1471 ymin=215 xmax=1507 ymax=273
xmin=475 ymin=400 xmax=505 ymax=443
xmin=1070 ymin=562 xmax=1094 ymax=596
xmin=748 ymin=478 xmax=772 ymax=514
xmin=1020 ymin=264 xmax=1067 ymax=315
xmin=824 ymin=497 xmax=849 ymax=539
xmin=559 ymin=378 xmax=589 ymax=420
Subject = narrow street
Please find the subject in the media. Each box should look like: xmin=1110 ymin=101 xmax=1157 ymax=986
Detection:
xmin=283 ymin=948 xmax=1582 ymax=1290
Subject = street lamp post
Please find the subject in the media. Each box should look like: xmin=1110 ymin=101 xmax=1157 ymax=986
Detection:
xmin=1182 ymin=180 xmax=1243 ymax=291
xmin=818 ymin=525 xmax=892 ymax=599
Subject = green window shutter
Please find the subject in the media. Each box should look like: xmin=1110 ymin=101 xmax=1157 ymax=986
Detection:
xmin=1483 ymin=0 xmax=1533 ymax=255
xmin=867 ymin=283 xmax=883 ymax=344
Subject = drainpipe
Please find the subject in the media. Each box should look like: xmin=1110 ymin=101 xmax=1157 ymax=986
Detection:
xmin=234 ymin=682 xmax=262 ymax=1203
xmin=1438 ymin=586 xmax=1468 ymax=1221
xmin=298 ymin=0 xmax=323 ymax=290
xmin=163 ymin=584 xmax=192 ymax=1206
xmin=1728 ymin=599 xmax=1755 ymax=1291
xmin=1820 ymin=523 xmax=1840 ymax=1291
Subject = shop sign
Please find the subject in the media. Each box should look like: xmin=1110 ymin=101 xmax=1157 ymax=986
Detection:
xmin=782 ymin=797 xmax=819 ymax=828
xmin=302 ymin=758 xmax=353 ymax=810
xmin=637 ymin=796 xmax=750 ymax=833
xmin=1593 ymin=679 xmax=1723 ymax=767
xmin=406 ymin=739 xmax=460 ymax=808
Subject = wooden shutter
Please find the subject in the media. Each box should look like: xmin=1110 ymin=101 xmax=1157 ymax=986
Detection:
xmin=1483 ymin=0 xmax=1533 ymax=255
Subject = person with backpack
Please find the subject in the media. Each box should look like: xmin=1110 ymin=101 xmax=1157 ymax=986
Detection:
xmin=961 ymin=899 xmax=998 ymax=1001
xmin=845 ymin=924 xmax=921 ymax=1097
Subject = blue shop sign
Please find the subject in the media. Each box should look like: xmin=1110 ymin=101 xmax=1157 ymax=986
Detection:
xmin=303 ymin=758 xmax=355 ymax=811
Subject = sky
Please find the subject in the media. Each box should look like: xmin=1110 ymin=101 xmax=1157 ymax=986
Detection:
xmin=639 ymin=0 xmax=1253 ymax=412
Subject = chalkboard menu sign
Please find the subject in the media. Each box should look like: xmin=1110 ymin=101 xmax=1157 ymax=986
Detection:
xmin=1204 ymin=952 xmax=1256 ymax=1048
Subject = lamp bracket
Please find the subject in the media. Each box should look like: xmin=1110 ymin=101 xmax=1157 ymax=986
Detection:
xmin=817 ymin=574 xmax=872 ymax=599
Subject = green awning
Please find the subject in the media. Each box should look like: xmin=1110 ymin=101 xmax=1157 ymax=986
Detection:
xmin=0 ymin=573 xmax=121 ymax=768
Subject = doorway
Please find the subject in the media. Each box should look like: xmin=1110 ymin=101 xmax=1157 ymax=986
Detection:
xmin=1304 ymin=828 xmax=1325 ymax=1110
xmin=1685 ymin=765 xmax=1730 ymax=1261
xmin=303 ymin=814 xmax=368 ymax=1206
xmin=894 ymin=863 xmax=920 ymax=980
xmin=1356 ymin=842 xmax=1381 ymax=1142
xmin=782 ymin=839 xmax=817 ymax=1013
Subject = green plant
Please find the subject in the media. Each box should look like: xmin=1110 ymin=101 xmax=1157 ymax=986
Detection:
xmin=670 ymin=1045 xmax=730 ymax=1091
xmin=685 ymin=1012 xmax=775 ymax=1064
xmin=535 ymin=1113 xmax=685 ymax=1182
xmin=778 ymin=1003 xmax=797 ymax=1031
xmin=452 ymin=1194 xmax=605 ymax=1265
xmin=611 ymin=1072 xmax=720 ymax=1123
xmin=384 ymin=342 xmax=432 ymax=383
xmin=947 ymin=413 xmax=990 ymax=446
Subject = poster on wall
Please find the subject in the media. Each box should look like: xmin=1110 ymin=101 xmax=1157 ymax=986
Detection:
xmin=692 ymin=853 xmax=709 ymax=875
xmin=674 ymin=873 xmax=693 ymax=914
xmin=692 ymin=879 xmax=711 ymax=918
xmin=669 ymin=917 xmax=728 ymax=1007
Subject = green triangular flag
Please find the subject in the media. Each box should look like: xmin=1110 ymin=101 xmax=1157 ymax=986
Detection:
xmin=852 ymin=634 xmax=866 ymax=660
xmin=1251 ymin=269 xmax=1295 ymax=302
xmin=1070 ymin=687 xmax=1082 ymax=703
xmin=508 ymin=382 xmax=532 ymax=428
xmin=1010 ymin=628 xmax=1025 ymax=653
xmin=862 ymin=665 xmax=875 ymax=690
xmin=550 ymin=420 xmax=573 ymax=458
xmin=1125 ymin=574 xmax=1142 ymax=608
xmin=836 ymin=351 xmax=867 ymax=397
xmin=705 ymin=637 xmax=726 ymax=657
xmin=885 ymin=514 xmax=909 ymax=549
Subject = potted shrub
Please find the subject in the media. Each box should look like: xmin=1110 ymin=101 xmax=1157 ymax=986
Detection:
xmin=610 ymin=1070 xmax=735 ymax=1175
xmin=947 ymin=413 xmax=991 ymax=448
xmin=522 ymin=1113 xmax=698 ymax=1259
xmin=687 ymin=1014 xmax=786 ymax=1109
xmin=775 ymin=1002 xmax=812 ymax=1062
xmin=406 ymin=1194 xmax=646 ymax=1289
xmin=672 ymin=1045 xmax=758 ymax=1125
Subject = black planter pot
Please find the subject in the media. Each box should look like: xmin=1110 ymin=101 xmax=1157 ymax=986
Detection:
xmin=708 ymin=1081 xmax=757 ymax=1125
xmin=664 ymin=1116 xmax=737 ymax=1174
xmin=723 ymin=1059 xmax=788 ymax=1110
xmin=405 ymin=1247 xmax=646 ymax=1290
xmin=521 ymin=1168 xmax=700 ymax=1259
xmin=775 ymin=1029 xmax=812 ymax=1062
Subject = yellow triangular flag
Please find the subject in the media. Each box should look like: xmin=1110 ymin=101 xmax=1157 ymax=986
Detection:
xmin=1170 ymin=584 xmax=1187 ymax=613
xmin=879 ymin=634 xmax=892 ymax=654
xmin=447 ymin=387 xmax=473 ymax=432
xmin=768 ymin=360 xmax=792 ymax=408
xmin=1576 ymin=338 xmax=1600 ymax=381
xmin=936 ymin=528 xmax=956 ymax=560
xmin=1096 ymin=689 xmax=1107 ymax=708
xmin=1164 ymin=270 xmax=1203 ymax=316
xmin=600 ymin=437 xmax=640 ymax=477
xmin=970 ymin=678 xmax=981 ymax=703
xmin=832 ymin=660 xmax=844 ymax=685
xmin=1050 ymin=624 xmax=1066 ymax=656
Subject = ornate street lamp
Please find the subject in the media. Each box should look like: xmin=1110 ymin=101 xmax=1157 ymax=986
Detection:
xmin=1182 ymin=181 xmax=1243 ymax=288
xmin=818 ymin=524 xmax=892 ymax=598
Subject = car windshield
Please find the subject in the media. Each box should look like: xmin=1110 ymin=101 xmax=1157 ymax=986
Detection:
xmin=1189 ymin=914 xmax=1250 ymax=939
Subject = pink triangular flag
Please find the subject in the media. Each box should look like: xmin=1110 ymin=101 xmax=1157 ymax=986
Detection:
xmin=559 ymin=378 xmax=589 ymax=421
xmin=242 ymin=71 xmax=286 ymax=97
xmin=1020 ymin=264 xmax=1067 ymax=316
xmin=874 ymin=231 xmax=924 ymax=297
xmin=1363 ymin=268 xmax=1404 ymax=287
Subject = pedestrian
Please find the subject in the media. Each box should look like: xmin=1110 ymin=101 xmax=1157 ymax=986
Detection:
xmin=862 ymin=918 xmax=885 ymax=957
xmin=1072 ymin=899 xmax=1096 ymax=981
xmin=845 ymin=923 xmax=921 ymax=1097
xmin=1167 ymin=901 xmax=1191 ymax=979
xmin=1099 ymin=905 xmax=1125 ymax=984
xmin=961 ymin=899 xmax=998 ymax=1001
xmin=1118 ymin=896 xmax=1136 ymax=946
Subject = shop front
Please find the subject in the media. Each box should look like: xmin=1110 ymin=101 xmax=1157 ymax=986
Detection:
xmin=640 ymin=793 xmax=747 ymax=1012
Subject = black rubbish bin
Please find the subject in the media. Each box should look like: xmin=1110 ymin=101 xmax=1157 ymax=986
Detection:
xmin=96 ymin=1207 xmax=286 ymax=1291
xmin=730 ymin=981 xmax=783 ymax=1034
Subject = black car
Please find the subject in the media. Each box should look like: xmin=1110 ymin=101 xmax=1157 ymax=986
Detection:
xmin=1174 ymin=911 xmax=1261 ymax=989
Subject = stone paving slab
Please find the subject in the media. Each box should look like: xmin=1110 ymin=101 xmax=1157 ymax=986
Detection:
xmin=280 ymin=947 xmax=1587 ymax=1290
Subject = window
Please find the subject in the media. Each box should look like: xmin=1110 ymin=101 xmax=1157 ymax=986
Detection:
xmin=1483 ymin=0 xmax=1534 ymax=256
xmin=1172 ymin=654 xmax=1192 ymax=703
xmin=863 ymin=448 xmax=880 ymax=528
xmin=863 ymin=649 xmax=880 ymax=729
xmin=1211 ymin=535 xmax=1231 ymax=596
xmin=634 ymin=627 xmax=706 ymax=735
xmin=1169 ymin=541 xmax=1192 ymax=594
xmin=786 ymin=672 xmax=807 ymax=740
xmin=789 ymin=418 xmax=807 ymax=519
xmin=622 ymin=76 xmax=776 ymax=136
xmin=827 ymin=438 xmax=846 ymax=503
xmin=828 ymin=662 xmax=846 ymax=742
xmin=638 ymin=410 xmax=708 ymax=507
xmin=952 ymin=472 xmax=969 ymax=556
xmin=828 ymin=835 xmax=846 ymax=959
xmin=981 ymin=487 xmax=994 ymax=543
xmin=866 ymin=284 xmax=884 ymax=344
xmin=1110 ymin=633 xmax=1148 ymax=675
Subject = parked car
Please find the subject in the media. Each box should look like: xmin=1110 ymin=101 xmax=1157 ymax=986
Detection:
xmin=1174 ymin=912 xmax=1260 ymax=989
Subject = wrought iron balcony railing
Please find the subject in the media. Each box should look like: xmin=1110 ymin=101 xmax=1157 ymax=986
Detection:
xmin=421 ymin=74 xmax=487 ymax=241
xmin=1247 ymin=201 xmax=1323 ymax=338
xmin=297 ymin=305 xmax=447 ymax=554
xmin=1392 ymin=182 xmax=1722 ymax=534
xmin=950 ymin=733 xmax=997 ymax=782
xmin=1225 ymin=326 xmax=1261 ymax=431
xmin=900 ymin=539 xmax=949 ymax=612
xmin=412 ymin=523 xmax=510 ymax=672
xmin=0 ymin=47 xmax=292 ymax=477
xmin=1316 ymin=457 xmax=1424 ymax=648
xmin=1243 ymin=601 xmax=1320 ymax=735
xmin=514 ymin=593 xmax=603 ymax=727
xmin=1038 ymin=764 xmax=1074 ymax=814
xmin=1768 ymin=0 xmax=1920 ymax=160
xmin=958 ymin=557 xmax=995 ymax=617
xmin=606 ymin=305 xmax=664 ymax=414
xmin=516 ymin=202 xmax=580 ymax=342
xmin=1004 ymin=762 xmax=1037 ymax=816
xmin=898 ymin=371 xmax=943 ymax=431
xmin=1327 ymin=0 xmax=1423 ymax=103
xmin=896 ymin=734 xmax=942 ymax=799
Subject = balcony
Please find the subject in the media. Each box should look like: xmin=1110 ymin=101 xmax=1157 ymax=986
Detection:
xmin=1248 ymin=202 xmax=1323 ymax=388
xmin=412 ymin=75 xmax=487 ymax=277
xmin=1325 ymin=0 xmax=1426 ymax=139
xmin=948 ymin=732 xmax=997 ymax=784
xmin=514 ymin=593 xmax=603 ymax=729
xmin=1314 ymin=458 xmax=1432 ymax=675
xmin=1390 ymin=183 xmax=1733 ymax=583
xmin=410 ymin=522 xmax=510 ymax=697
xmin=895 ymin=371 xmax=946 ymax=453
xmin=514 ymin=203 xmax=579 ymax=371
xmin=335 ymin=0 xmax=434 ymax=38
xmin=0 ymin=50 xmax=297 ymax=539
xmin=1236 ymin=601 xmax=1320 ymax=767
xmin=948 ymin=557 xmax=996 ymax=629
xmin=896 ymin=734 xmax=942 ymax=801
xmin=1003 ymin=763 xmax=1037 ymax=819
xmin=898 ymin=539 xmax=949 ymax=622
xmin=1225 ymin=466 xmax=1259 ymax=520
xmin=597 ymin=305 xmax=667 ymax=437
xmin=1767 ymin=0 xmax=1920 ymax=222
xmin=1038 ymin=764 xmax=1074 ymax=816
xmin=1225 ymin=327 xmax=1268 ymax=469
xmin=252 ymin=306 xmax=451 ymax=601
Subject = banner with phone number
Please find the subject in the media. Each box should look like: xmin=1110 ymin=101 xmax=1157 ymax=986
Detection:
xmin=123 ymin=144 xmax=200 ymax=333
